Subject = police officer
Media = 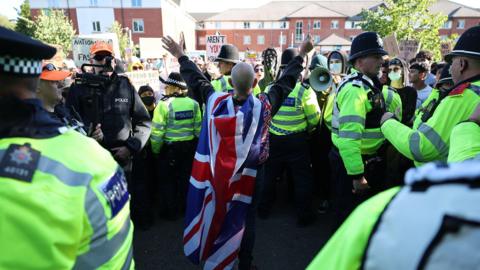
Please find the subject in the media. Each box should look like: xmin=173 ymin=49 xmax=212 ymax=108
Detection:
xmin=259 ymin=47 xmax=321 ymax=226
xmin=329 ymin=32 xmax=401 ymax=228
xmin=380 ymin=25 xmax=480 ymax=167
xmin=211 ymin=44 xmax=239 ymax=93
xmin=0 ymin=26 xmax=133 ymax=269
xmin=151 ymin=72 xmax=202 ymax=219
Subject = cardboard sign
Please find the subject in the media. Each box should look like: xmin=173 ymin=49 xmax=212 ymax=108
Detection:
xmin=206 ymin=35 xmax=226 ymax=62
xmin=382 ymin=34 xmax=400 ymax=57
xmin=440 ymin=42 xmax=453 ymax=59
xmin=72 ymin=33 xmax=120 ymax=68
xmin=139 ymin=38 xmax=167 ymax=59
xmin=125 ymin=70 xmax=161 ymax=93
xmin=398 ymin=40 xmax=420 ymax=61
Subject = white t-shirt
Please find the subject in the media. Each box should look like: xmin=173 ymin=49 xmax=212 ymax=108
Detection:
xmin=416 ymin=85 xmax=433 ymax=109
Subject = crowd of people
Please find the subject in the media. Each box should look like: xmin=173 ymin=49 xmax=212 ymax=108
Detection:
xmin=1 ymin=20 xmax=480 ymax=270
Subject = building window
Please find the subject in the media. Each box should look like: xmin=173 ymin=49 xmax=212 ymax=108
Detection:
xmin=132 ymin=0 xmax=142 ymax=7
xmin=244 ymin=35 xmax=251 ymax=45
xmin=442 ymin=20 xmax=452 ymax=29
xmin=295 ymin=21 xmax=303 ymax=42
xmin=215 ymin=22 xmax=221 ymax=29
xmin=258 ymin=22 xmax=264 ymax=29
xmin=133 ymin=19 xmax=144 ymax=33
xmin=90 ymin=0 xmax=98 ymax=6
xmin=280 ymin=21 xmax=287 ymax=29
xmin=279 ymin=35 xmax=286 ymax=45
xmin=457 ymin=19 xmax=465 ymax=29
xmin=313 ymin=20 xmax=321 ymax=29
xmin=331 ymin=20 xmax=339 ymax=29
xmin=244 ymin=22 xmax=250 ymax=29
xmin=92 ymin=21 xmax=101 ymax=32
xmin=257 ymin=35 xmax=265 ymax=45
xmin=314 ymin=35 xmax=321 ymax=44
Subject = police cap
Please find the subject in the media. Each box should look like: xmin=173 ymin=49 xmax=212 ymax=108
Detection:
xmin=445 ymin=26 xmax=480 ymax=62
xmin=215 ymin=44 xmax=240 ymax=64
xmin=348 ymin=32 xmax=387 ymax=62
xmin=0 ymin=26 xmax=56 ymax=77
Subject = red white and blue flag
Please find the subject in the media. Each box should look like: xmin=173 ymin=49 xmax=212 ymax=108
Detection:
xmin=183 ymin=92 xmax=270 ymax=270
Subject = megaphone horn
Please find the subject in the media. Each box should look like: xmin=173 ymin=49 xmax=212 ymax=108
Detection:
xmin=310 ymin=66 xmax=333 ymax=92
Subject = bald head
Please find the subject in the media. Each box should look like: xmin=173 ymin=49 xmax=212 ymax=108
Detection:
xmin=230 ymin=62 xmax=256 ymax=95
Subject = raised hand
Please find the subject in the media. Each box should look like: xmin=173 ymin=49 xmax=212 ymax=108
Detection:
xmin=299 ymin=34 xmax=314 ymax=57
xmin=161 ymin=36 xmax=186 ymax=59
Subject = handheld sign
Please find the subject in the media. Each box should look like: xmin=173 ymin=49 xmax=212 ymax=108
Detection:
xmin=382 ymin=34 xmax=400 ymax=57
xmin=398 ymin=40 xmax=420 ymax=61
xmin=206 ymin=35 xmax=226 ymax=62
xmin=72 ymin=33 xmax=120 ymax=67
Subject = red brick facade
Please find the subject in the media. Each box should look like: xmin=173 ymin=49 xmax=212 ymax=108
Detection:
xmin=113 ymin=8 xmax=163 ymax=43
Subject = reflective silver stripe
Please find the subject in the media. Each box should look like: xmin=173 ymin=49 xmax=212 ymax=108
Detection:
xmin=121 ymin=245 xmax=134 ymax=270
xmin=297 ymin=86 xmax=306 ymax=105
xmin=386 ymin=89 xmax=393 ymax=108
xmin=272 ymin=118 xmax=306 ymax=126
xmin=276 ymin=110 xmax=303 ymax=117
xmin=150 ymin=134 xmax=163 ymax=142
xmin=165 ymin=131 xmax=194 ymax=138
xmin=338 ymin=115 xmax=365 ymax=125
xmin=74 ymin=218 xmax=132 ymax=269
xmin=409 ymin=132 xmax=426 ymax=161
xmin=168 ymin=102 xmax=174 ymax=126
xmin=168 ymin=123 xmax=195 ymax=130
xmin=306 ymin=112 xmax=319 ymax=121
xmin=339 ymin=131 xmax=362 ymax=139
xmin=417 ymin=123 xmax=448 ymax=156
xmin=152 ymin=122 xmax=164 ymax=130
xmin=362 ymin=131 xmax=384 ymax=139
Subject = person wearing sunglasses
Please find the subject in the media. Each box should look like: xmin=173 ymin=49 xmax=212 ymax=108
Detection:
xmin=254 ymin=64 xmax=264 ymax=82
xmin=66 ymin=41 xmax=152 ymax=227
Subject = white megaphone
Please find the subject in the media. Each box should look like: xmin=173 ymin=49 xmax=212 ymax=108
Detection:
xmin=310 ymin=66 xmax=333 ymax=92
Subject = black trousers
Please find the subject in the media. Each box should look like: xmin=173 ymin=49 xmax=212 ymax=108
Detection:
xmin=131 ymin=145 xmax=156 ymax=226
xmin=329 ymin=147 xmax=386 ymax=230
xmin=157 ymin=140 xmax=196 ymax=217
xmin=259 ymin=132 xmax=315 ymax=218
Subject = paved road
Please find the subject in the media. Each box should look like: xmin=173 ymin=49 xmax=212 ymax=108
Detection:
xmin=133 ymin=181 xmax=334 ymax=270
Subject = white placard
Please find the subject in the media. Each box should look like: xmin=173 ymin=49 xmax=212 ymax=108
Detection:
xmin=206 ymin=35 xmax=226 ymax=62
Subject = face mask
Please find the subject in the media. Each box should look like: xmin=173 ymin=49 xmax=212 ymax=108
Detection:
xmin=388 ymin=71 xmax=402 ymax=81
xmin=141 ymin=96 xmax=155 ymax=106
xmin=329 ymin=63 xmax=342 ymax=74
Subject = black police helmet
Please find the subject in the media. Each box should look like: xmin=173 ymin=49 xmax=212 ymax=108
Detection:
xmin=215 ymin=44 xmax=240 ymax=64
xmin=445 ymin=26 xmax=480 ymax=62
xmin=348 ymin=32 xmax=387 ymax=63
xmin=280 ymin=48 xmax=299 ymax=67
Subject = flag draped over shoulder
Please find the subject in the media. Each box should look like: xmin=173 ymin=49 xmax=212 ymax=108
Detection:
xmin=183 ymin=92 xmax=271 ymax=270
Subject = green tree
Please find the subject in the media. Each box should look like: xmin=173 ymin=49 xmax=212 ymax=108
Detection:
xmin=107 ymin=21 xmax=133 ymax=59
xmin=34 ymin=9 xmax=76 ymax=53
xmin=15 ymin=0 xmax=36 ymax=36
xmin=361 ymin=0 xmax=450 ymax=60
xmin=0 ymin=15 xmax=15 ymax=29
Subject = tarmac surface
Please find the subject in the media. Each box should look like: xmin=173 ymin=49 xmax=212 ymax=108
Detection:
xmin=133 ymin=180 xmax=335 ymax=270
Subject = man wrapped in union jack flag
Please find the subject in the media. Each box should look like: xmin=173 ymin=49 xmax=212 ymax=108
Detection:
xmin=161 ymin=35 xmax=313 ymax=270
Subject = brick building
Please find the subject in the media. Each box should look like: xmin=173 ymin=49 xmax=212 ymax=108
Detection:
xmin=193 ymin=0 xmax=480 ymax=54
xmin=30 ymin=0 xmax=196 ymax=48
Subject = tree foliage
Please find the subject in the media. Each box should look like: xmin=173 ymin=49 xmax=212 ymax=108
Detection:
xmin=0 ymin=15 xmax=15 ymax=29
xmin=34 ymin=9 xmax=76 ymax=53
xmin=15 ymin=0 xmax=36 ymax=36
xmin=361 ymin=0 xmax=453 ymax=60
xmin=107 ymin=21 xmax=134 ymax=59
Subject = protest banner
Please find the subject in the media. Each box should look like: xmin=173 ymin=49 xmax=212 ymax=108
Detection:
xmin=383 ymin=34 xmax=400 ymax=57
xmin=440 ymin=42 xmax=453 ymax=59
xmin=125 ymin=70 xmax=161 ymax=93
xmin=72 ymin=33 xmax=120 ymax=68
xmin=398 ymin=39 xmax=420 ymax=61
xmin=139 ymin=38 xmax=166 ymax=59
xmin=206 ymin=35 xmax=226 ymax=62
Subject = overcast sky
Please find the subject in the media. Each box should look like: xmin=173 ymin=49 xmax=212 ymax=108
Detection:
xmin=1 ymin=0 xmax=479 ymax=19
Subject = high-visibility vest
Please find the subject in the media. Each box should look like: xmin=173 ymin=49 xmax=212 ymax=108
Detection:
xmin=269 ymin=82 xmax=321 ymax=135
xmin=0 ymin=130 xmax=134 ymax=269
xmin=151 ymin=96 xmax=202 ymax=154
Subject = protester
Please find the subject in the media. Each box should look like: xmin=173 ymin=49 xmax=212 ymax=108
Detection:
xmin=415 ymin=50 xmax=437 ymax=86
xmin=409 ymin=62 xmax=433 ymax=109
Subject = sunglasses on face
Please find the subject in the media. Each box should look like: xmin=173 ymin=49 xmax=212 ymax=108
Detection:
xmin=93 ymin=54 xmax=111 ymax=61
xmin=42 ymin=63 xmax=57 ymax=71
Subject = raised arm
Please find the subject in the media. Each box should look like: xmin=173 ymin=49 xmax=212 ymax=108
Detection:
xmin=162 ymin=36 xmax=213 ymax=104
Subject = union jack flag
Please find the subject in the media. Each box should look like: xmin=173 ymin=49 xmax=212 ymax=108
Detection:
xmin=183 ymin=92 xmax=271 ymax=270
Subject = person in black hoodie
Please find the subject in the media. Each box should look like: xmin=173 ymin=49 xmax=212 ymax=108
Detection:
xmin=385 ymin=57 xmax=417 ymax=186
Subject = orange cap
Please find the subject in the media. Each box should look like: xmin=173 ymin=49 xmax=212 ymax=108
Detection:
xmin=40 ymin=63 xmax=71 ymax=81
xmin=90 ymin=41 xmax=114 ymax=55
